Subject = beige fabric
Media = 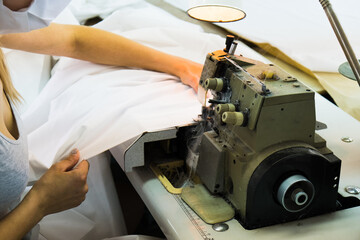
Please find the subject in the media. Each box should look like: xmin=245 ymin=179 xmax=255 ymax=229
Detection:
xmin=315 ymin=72 xmax=360 ymax=121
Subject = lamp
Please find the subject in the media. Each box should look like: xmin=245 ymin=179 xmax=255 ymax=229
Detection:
xmin=319 ymin=0 xmax=360 ymax=86
xmin=187 ymin=0 xmax=245 ymax=23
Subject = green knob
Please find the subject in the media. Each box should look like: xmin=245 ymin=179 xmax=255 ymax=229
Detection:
xmin=222 ymin=112 xmax=244 ymax=126
xmin=215 ymin=104 xmax=236 ymax=115
xmin=204 ymin=78 xmax=224 ymax=92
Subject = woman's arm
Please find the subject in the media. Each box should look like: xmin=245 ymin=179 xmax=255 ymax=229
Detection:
xmin=0 ymin=23 xmax=202 ymax=91
xmin=0 ymin=150 xmax=89 ymax=240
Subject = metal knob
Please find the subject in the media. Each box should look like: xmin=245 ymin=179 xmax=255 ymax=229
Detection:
xmin=277 ymin=174 xmax=315 ymax=212
xmin=224 ymin=35 xmax=235 ymax=53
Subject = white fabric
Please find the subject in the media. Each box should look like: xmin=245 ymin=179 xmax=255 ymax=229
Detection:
xmin=39 ymin=209 xmax=95 ymax=240
xmin=23 ymin=1 xmax=269 ymax=178
xmin=68 ymin=0 xmax=143 ymax=23
xmin=0 ymin=0 xmax=71 ymax=33
xmin=165 ymin=0 xmax=360 ymax=73
xmin=52 ymin=7 xmax=80 ymax=25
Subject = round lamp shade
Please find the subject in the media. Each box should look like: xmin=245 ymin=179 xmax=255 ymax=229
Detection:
xmin=187 ymin=0 xmax=245 ymax=22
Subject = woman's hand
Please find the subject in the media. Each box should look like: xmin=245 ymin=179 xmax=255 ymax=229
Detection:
xmin=28 ymin=149 xmax=89 ymax=217
xmin=0 ymin=149 xmax=89 ymax=239
xmin=176 ymin=59 xmax=203 ymax=93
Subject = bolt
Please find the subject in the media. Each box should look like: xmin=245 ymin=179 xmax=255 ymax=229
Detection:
xmin=345 ymin=186 xmax=360 ymax=195
xmin=212 ymin=223 xmax=229 ymax=232
xmin=341 ymin=137 xmax=353 ymax=143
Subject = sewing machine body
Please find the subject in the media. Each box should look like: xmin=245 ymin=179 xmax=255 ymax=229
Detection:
xmin=195 ymin=49 xmax=341 ymax=229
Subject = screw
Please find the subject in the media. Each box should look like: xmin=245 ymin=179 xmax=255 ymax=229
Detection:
xmin=345 ymin=186 xmax=360 ymax=195
xmin=212 ymin=223 xmax=229 ymax=232
xmin=341 ymin=137 xmax=353 ymax=143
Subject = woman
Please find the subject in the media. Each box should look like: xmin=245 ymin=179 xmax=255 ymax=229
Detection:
xmin=0 ymin=23 xmax=202 ymax=239
xmin=1 ymin=44 xmax=89 ymax=237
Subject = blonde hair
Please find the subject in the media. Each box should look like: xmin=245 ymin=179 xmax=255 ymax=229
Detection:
xmin=0 ymin=48 xmax=22 ymax=104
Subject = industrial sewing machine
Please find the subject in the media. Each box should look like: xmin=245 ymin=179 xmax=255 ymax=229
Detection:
xmin=189 ymin=36 xmax=342 ymax=229
xmin=110 ymin=36 xmax=360 ymax=232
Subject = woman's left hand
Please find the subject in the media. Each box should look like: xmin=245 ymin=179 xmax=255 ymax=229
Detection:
xmin=175 ymin=59 xmax=203 ymax=92
xmin=179 ymin=61 xmax=203 ymax=92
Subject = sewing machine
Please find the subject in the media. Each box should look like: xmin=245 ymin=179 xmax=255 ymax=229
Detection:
xmin=110 ymin=37 xmax=360 ymax=238
xmin=191 ymin=35 xmax=344 ymax=229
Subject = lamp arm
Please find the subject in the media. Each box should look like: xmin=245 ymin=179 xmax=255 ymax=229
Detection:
xmin=320 ymin=0 xmax=360 ymax=86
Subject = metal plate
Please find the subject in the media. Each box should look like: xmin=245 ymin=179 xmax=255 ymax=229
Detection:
xmin=338 ymin=60 xmax=360 ymax=81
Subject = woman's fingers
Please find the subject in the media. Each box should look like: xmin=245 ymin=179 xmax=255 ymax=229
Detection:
xmin=52 ymin=149 xmax=80 ymax=172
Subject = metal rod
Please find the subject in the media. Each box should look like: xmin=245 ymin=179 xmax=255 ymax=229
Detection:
xmin=319 ymin=0 xmax=360 ymax=86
